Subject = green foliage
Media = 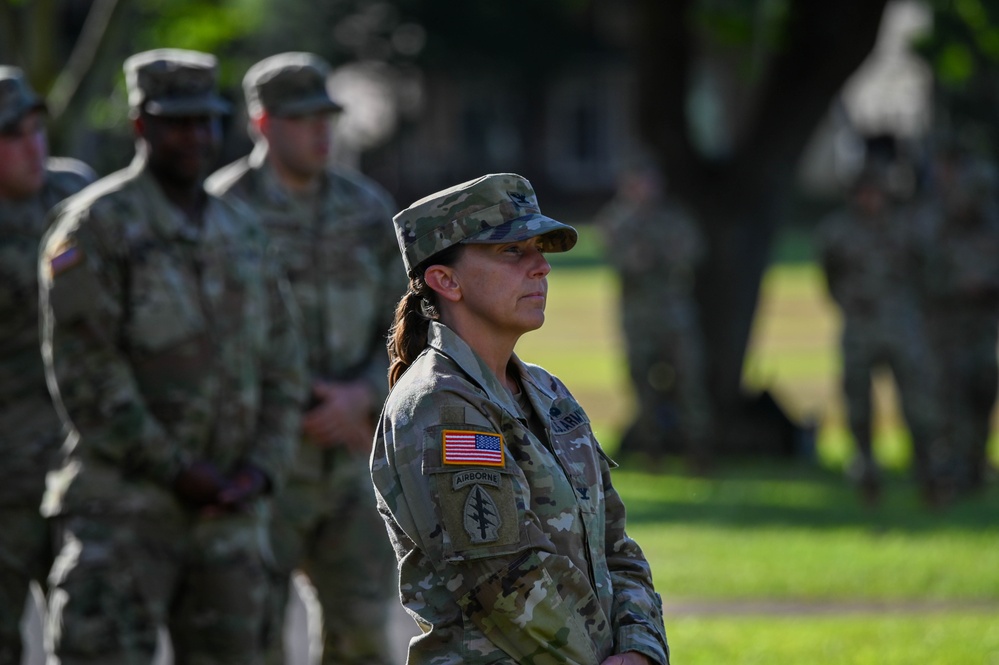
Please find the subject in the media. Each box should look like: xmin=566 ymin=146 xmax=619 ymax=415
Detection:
xmin=136 ymin=0 xmax=266 ymax=52
xmin=692 ymin=0 xmax=791 ymax=80
xmin=937 ymin=41 xmax=975 ymax=84
xmin=914 ymin=0 xmax=999 ymax=155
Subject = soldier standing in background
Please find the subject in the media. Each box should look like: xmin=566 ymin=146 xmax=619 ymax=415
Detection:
xmin=594 ymin=157 xmax=714 ymax=471
xmin=918 ymin=144 xmax=999 ymax=495
xmin=0 ymin=66 xmax=94 ymax=665
xmin=207 ymin=52 xmax=403 ymax=665
xmin=814 ymin=155 xmax=950 ymax=506
xmin=39 ymin=49 xmax=306 ymax=664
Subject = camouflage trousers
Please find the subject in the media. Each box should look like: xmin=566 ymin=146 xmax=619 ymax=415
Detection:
xmin=840 ymin=318 xmax=950 ymax=486
xmin=927 ymin=309 xmax=999 ymax=491
xmin=621 ymin=317 xmax=713 ymax=460
xmin=0 ymin=504 xmax=51 ymax=665
xmin=47 ymin=507 xmax=270 ymax=665
xmin=262 ymin=453 xmax=397 ymax=665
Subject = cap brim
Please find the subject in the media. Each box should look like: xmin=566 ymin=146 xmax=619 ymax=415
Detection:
xmin=463 ymin=214 xmax=578 ymax=252
xmin=0 ymin=98 xmax=47 ymax=132
xmin=272 ymin=95 xmax=344 ymax=117
xmin=145 ymin=95 xmax=231 ymax=117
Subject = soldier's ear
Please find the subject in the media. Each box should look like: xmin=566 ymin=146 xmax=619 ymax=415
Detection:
xmin=424 ymin=264 xmax=461 ymax=303
xmin=251 ymin=112 xmax=268 ymax=140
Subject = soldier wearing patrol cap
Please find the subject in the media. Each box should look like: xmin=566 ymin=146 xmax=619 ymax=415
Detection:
xmin=371 ymin=173 xmax=671 ymax=664
xmin=39 ymin=48 xmax=307 ymax=664
xmin=206 ymin=51 xmax=403 ymax=665
xmin=0 ymin=65 xmax=94 ymax=665
xmin=815 ymin=153 xmax=952 ymax=507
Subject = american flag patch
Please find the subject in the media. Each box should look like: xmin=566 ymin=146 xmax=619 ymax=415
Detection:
xmin=49 ymin=243 xmax=82 ymax=276
xmin=442 ymin=430 xmax=504 ymax=467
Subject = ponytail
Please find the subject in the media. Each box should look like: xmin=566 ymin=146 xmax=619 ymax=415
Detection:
xmin=387 ymin=285 xmax=433 ymax=388
xmin=387 ymin=244 xmax=465 ymax=388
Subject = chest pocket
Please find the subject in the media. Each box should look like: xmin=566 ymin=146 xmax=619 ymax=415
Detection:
xmin=126 ymin=240 xmax=208 ymax=355
xmin=198 ymin=242 xmax=266 ymax=352
xmin=317 ymin=218 xmax=382 ymax=364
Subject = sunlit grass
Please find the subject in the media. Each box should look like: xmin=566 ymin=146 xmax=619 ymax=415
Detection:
xmin=668 ymin=613 xmax=999 ymax=665
xmin=612 ymin=465 xmax=999 ymax=601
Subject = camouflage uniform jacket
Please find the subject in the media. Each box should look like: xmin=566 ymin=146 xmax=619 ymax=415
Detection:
xmin=38 ymin=155 xmax=307 ymax=516
xmin=814 ymin=207 xmax=926 ymax=325
xmin=918 ymin=199 xmax=999 ymax=316
xmin=371 ymin=322 xmax=670 ymax=665
xmin=207 ymin=147 xmax=404 ymax=478
xmin=595 ymin=198 xmax=705 ymax=329
xmin=0 ymin=158 xmax=94 ymax=507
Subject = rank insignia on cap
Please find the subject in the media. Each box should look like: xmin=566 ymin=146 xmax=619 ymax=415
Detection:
xmin=442 ymin=430 xmax=504 ymax=467
xmin=49 ymin=241 xmax=83 ymax=277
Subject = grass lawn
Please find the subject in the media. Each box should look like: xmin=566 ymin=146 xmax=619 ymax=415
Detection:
xmin=518 ymin=248 xmax=999 ymax=664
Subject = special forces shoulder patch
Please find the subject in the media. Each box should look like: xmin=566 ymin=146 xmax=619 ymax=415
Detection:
xmin=435 ymin=466 xmax=519 ymax=554
xmin=463 ymin=484 xmax=501 ymax=544
xmin=442 ymin=429 xmax=504 ymax=467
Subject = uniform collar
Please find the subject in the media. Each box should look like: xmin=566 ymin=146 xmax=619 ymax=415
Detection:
xmin=132 ymin=154 xmax=219 ymax=243
xmin=426 ymin=321 xmax=558 ymax=421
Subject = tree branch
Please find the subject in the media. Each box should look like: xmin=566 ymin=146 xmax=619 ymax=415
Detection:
xmin=46 ymin=0 xmax=124 ymax=120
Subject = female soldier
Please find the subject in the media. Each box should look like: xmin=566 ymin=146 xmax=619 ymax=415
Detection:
xmin=370 ymin=173 xmax=670 ymax=664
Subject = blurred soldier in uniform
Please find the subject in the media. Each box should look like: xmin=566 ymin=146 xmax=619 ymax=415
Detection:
xmin=0 ymin=66 xmax=94 ymax=665
xmin=207 ymin=52 xmax=403 ymax=665
xmin=918 ymin=144 xmax=999 ymax=494
xmin=815 ymin=156 xmax=950 ymax=505
xmin=39 ymin=49 xmax=306 ymax=664
xmin=594 ymin=157 xmax=714 ymax=471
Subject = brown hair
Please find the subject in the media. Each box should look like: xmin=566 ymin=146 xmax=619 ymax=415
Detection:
xmin=387 ymin=244 xmax=464 ymax=388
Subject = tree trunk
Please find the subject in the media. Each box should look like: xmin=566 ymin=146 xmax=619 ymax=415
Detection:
xmin=634 ymin=0 xmax=890 ymax=452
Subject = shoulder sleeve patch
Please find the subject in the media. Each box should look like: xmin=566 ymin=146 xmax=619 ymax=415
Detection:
xmin=439 ymin=405 xmax=467 ymax=423
xmin=442 ymin=430 xmax=504 ymax=467
xmin=48 ymin=240 xmax=84 ymax=277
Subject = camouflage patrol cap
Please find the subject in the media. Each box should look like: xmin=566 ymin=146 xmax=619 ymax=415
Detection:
xmin=0 ymin=66 xmax=46 ymax=132
xmin=243 ymin=52 xmax=343 ymax=118
xmin=393 ymin=173 xmax=578 ymax=276
xmin=124 ymin=48 xmax=230 ymax=117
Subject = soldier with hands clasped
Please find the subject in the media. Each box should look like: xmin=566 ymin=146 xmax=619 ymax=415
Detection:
xmin=207 ymin=51 xmax=402 ymax=665
xmin=39 ymin=49 xmax=306 ymax=664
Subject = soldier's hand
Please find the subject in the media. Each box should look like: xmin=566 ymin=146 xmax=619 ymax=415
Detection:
xmin=302 ymin=379 xmax=375 ymax=453
xmin=173 ymin=461 xmax=226 ymax=507
xmin=600 ymin=652 xmax=654 ymax=665
xmin=217 ymin=464 xmax=270 ymax=509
